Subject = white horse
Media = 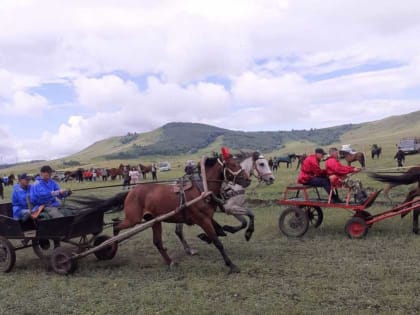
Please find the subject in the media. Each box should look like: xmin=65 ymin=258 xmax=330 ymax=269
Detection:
xmin=175 ymin=151 xmax=275 ymax=255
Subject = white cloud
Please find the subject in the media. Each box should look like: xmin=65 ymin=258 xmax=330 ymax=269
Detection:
xmin=1 ymin=1 xmax=420 ymax=162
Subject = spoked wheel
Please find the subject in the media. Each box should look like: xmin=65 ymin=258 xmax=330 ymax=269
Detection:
xmin=279 ymin=207 xmax=309 ymax=237
xmin=300 ymin=206 xmax=323 ymax=228
xmin=0 ymin=236 xmax=16 ymax=273
xmin=92 ymin=235 xmax=118 ymax=260
xmin=50 ymin=247 xmax=78 ymax=275
xmin=345 ymin=217 xmax=369 ymax=239
xmin=32 ymin=239 xmax=61 ymax=261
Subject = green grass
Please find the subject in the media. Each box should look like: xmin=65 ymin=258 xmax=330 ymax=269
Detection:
xmin=1 ymin=148 xmax=420 ymax=314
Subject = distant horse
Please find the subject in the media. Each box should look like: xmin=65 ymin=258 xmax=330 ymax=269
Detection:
xmin=109 ymin=164 xmax=124 ymax=180
xmin=371 ymin=145 xmax=382 ymax=159
xmin=275 ymin=154 xmax=296 ymax=168
xmin=139 ymin=163 xmax=152 ymax=179
xmin=368 ymin=166 xmax=420 ymax=202
xmin=295 ymin=154 xmax=307 ymax=170
xmin=339 ymin=151 xmax=365 ymax=168
xmin=175 ymin=151 xmax=275 ymax=255
xmin=7 ymin=174 xmax=15 ymax=186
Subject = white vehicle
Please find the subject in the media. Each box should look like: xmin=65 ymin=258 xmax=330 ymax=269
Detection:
xmin=341 ymin=144 xmax=355 ymax=153
xmin=158 ymin=161 xmax=171 ymax=171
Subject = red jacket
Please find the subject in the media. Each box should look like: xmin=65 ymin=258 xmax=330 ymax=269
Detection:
xmin=325 ymin=157 xmax=356 ymax=177
xmin=297 ymin=154 xmax=326 ymax=184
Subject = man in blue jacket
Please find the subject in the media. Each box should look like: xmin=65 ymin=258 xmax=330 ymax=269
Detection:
xmin=30 ymin=165 xmax=72 ymax=219
xmin=11 ymin=173 xmax=32 ymax=220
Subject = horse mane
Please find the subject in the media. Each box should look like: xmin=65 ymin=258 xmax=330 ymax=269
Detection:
xmin=204 ymin=156 xmax=220 ymax=167
xmin=234 ymin=151 xmax=259 ymax=163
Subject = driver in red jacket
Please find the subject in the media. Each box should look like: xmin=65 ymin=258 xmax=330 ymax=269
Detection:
xmin=297 ymin=148 xmax=341 ymax=202
xmin=325 ymin=147 xmax=361 ymax=187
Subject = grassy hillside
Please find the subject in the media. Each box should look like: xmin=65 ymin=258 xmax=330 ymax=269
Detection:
xmin=1 ymin=110 xmax=420 ymax=175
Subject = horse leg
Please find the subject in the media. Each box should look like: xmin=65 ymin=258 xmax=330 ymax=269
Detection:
xmin=199 ymin=218 xmax=240 ymax=274
xmin=244 ymin=210 xmax=255 ymax=242
xmin=383 ymin=183 xmax=395 ymax=204
xmin=152 ymin=222 xmax=173 ymax=266
xmin=222 ymin=214 xmax=247 ymax=234
xmin=175 ymin=223 xmax=198 ymax=255
xmin=413 ymin=208 xmax=420 ymax=234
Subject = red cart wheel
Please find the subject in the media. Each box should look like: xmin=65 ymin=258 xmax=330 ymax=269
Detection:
xmin=345 ymin=217 xmax=368 ymax=239
xmin=301 ymin=206 xmax=323 ymax=228
xmin=279 ymin=207 xmax=309 ymax=237
xmin=0 ymin=236 xmax=16 ymax=273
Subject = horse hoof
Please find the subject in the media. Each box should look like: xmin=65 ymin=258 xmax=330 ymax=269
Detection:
xmin=228 ymin=265 xmax=240 ymax=274
xmin=187 ymin=249 xmax=199 ymax=256
xmin=245 ymin=230 xmax=253 ymax=242
xmin=413 ymin=228 xmax=419 ymax=235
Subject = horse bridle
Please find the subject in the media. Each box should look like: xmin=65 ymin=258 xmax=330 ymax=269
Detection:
xmin=217 ymin=158 xmax=249 ymax=184
xmin=251 ymin=158 xmax=273 ymax=182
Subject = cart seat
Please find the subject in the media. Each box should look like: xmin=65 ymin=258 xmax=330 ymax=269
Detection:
xmin=286 ymin=184 xmax=313 ymax=189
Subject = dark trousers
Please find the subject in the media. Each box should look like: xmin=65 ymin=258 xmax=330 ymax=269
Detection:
xmin=307 ymin=177 xmax=331 ymax=195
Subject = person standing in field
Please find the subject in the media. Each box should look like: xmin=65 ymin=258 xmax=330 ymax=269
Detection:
xmin=394 ymin=147 xmax=405 ymax=167
xmin=129 ymin=167 xmax=140 ymax=186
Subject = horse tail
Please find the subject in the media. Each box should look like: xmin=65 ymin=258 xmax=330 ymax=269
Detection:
xmin=367 ymin=171 xmax=420 ymax=185
xmin=71 ymin=191 xmax=129 ymax=214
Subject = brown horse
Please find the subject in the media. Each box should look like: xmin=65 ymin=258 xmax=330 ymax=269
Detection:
xmin=139 ymin=163 xmax=152 ymax=179
xmin=82 ymin=150 xmax=250 ymax=273
xmin=368 ymin=166 xmax=420 ymax=202
xmin=295 ymin=154 xmax=307 ymax=170
xmin=368 ymin=167 xmax=420 ymax=232
xmin=339 ymin=151 xmax=365 ymax=168
xmin=109 ymin=164 xmax=124 ymax=180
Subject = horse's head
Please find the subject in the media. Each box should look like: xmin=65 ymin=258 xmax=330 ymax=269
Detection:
xmin=203 ymin=147 xmax=250 ymax=189
xmin=238 ymin=152 xmax=274 ymax=184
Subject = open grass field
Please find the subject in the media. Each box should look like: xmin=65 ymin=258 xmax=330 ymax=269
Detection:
xmin=1 ymin=147 xmax=420 ymax=314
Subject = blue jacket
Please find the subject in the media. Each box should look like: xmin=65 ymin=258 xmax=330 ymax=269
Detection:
xmin=11 ymin=183 xmax=31 ymax=219
xmin=30 ymin=179 xmax=67 ymax=212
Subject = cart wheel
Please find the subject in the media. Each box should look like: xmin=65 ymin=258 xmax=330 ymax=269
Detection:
xmin=0 ymin=236 xmax=16 ymax=273
xmin=50 ymin=247 xmax=77 ymax=275
xmin=345 ymin=217 xmax=369 ymax=239
xmin=33 ymin=239 xmax=61 ymax=260
xmin=279 ymin=207 xmax=309 ymax=237
xmin=93 ymin=235 xmax=118 ymax=260
xmin=301 ymin=206 xmax=323 ymax=228
xmin=354 ymin=211 xmax=373 ymax=227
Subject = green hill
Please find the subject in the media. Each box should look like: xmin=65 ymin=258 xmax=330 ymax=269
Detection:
xmin=2 ymin=110 xmax=420 ymax=174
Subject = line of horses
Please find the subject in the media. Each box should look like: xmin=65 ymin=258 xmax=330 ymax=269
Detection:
xmin=62 ymin=163 xmax=156 ymax=182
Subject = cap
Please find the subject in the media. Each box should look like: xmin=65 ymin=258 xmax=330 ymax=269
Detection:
xmin=315 ymin=148 xmax=326 ymax=155
xmin=40 ymin=165 xmax=54 ymax=173
xmin=18 ymin=173 xmax=31 ymax=180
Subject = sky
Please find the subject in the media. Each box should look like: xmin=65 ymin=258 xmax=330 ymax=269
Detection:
xmin=1 ymin=0 xmax=420 ymax=164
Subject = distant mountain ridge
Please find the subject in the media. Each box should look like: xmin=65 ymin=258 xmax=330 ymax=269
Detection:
xmin=101 ymin=122 xmax=358 ymax=160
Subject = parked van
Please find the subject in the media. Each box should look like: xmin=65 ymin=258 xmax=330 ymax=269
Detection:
xmin=399 ymin=137 xmax=420 ymax=154
xmin=158 ymin=162 xmax=171 ymax=171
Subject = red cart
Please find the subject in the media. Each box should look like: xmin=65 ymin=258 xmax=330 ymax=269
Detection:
xmin=277 ymin=184 xmax=420 ymax=238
